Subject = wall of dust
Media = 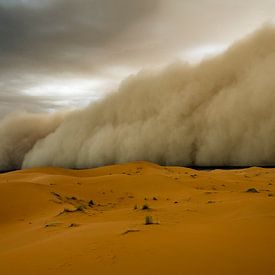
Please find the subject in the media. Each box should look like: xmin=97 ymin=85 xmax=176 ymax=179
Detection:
xmin=1 ymin=26 xmax=275 ymax=170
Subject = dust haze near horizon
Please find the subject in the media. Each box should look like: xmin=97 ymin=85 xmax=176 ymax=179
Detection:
xmin=1 ymin=26 xmax=275 ymax=170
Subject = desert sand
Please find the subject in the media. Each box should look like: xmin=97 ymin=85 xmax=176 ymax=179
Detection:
xmin=0 ymin=161 xmax=275 ymax=275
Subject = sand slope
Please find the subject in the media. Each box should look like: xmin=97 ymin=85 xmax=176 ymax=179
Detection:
xmin=0 ymin=161 xmax=275 ymax=274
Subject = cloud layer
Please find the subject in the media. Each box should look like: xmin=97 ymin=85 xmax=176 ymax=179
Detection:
xmin=2 ymin=0 xmax=275 ymax=117
xmin=0 ymin=0 xmax=159 ymax=72
xmin=1 ymin=26 xmax=275 ymax=170
xmin=0 ymin=0 xmax=159 ymax=115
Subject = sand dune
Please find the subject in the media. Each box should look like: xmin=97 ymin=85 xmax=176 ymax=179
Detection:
xmin=0 ymin=161 xmax=275 ymax=274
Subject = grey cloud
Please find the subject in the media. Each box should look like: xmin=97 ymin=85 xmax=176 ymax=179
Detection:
xmin=1 ymin=0 xmax=275 ymax=73
xmin=0 ymin=0 xmax=159 ymax=116
xmin=0 ymin=0 xmax=159 ymax=73
xmin=0 ymin=75 xmax=62 ymax=117
xmin=1 ymin=0 xmax=275 ymax=120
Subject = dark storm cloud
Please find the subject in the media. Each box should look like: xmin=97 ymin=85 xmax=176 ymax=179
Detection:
xmin=1 ymin=0 xmax=275 ymax=118
xmin=0 ymin=0 xmax=159 ymax=116
xmin=1 ymin=0 xmax=275 ymax=74
xmin=0 ymin=0 xmax=159 ymax=73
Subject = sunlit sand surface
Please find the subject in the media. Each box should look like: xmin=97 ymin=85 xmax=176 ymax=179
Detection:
xmin=0 ymin=161 xmax=275 ymax=274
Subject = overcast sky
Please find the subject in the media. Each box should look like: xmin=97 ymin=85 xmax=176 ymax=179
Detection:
xmin=1 ymin=0 xmax=275 ymax=118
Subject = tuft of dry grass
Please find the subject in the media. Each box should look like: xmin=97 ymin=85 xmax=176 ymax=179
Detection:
xmin=145 ymin=216 xmax=154 ymax=225
xmin=246 ymin=188 xmax=259 ymax=193
xmin=142 ymin=204 xmax=150 ymax=210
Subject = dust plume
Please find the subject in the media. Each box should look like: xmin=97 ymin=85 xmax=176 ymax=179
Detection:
xmin=0 ymin=111 xmax=67 ymax=171
xmin=2 ymin=26 xmax=275 ymax=170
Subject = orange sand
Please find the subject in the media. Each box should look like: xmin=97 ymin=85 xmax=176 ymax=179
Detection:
xmin=0 ymin=161 xmax=275 ymax=274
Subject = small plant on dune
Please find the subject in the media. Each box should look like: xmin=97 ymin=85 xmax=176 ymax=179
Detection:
xmin=142 ymin=203 xmax=150 ymax=210
xmin=44 ymin=222 xmax=61 ymax=228
xmin=69 ymin=223 xmax=80 ymax=228
xmin=246 ymin=188 xmax=259 ymax=193
xmin=134 ymin=204 xmax=138 ymax=210
xmin=70 ymin=196 xmax=77 ymax=200
xmin=88 ymin=200 xmax=95 ymax=206
xmin=145 ymin=215 xmax=154 ymax=225
xmin=63 ymin=208 xmax=73 ymax=213
xmin=75 ymin=205 xmax=85 ymax=212
xmin=61 ymin=205 xmax=85 ymax=214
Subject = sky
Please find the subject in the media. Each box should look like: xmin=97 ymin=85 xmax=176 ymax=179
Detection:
xmin=1 ymin=0 xmax=275 ymax=118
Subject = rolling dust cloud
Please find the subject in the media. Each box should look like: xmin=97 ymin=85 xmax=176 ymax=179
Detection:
xmin=0 ymin=111 xmax=67 ymax=171
xmin=1 ymin=26 xmax=275 ymax=171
